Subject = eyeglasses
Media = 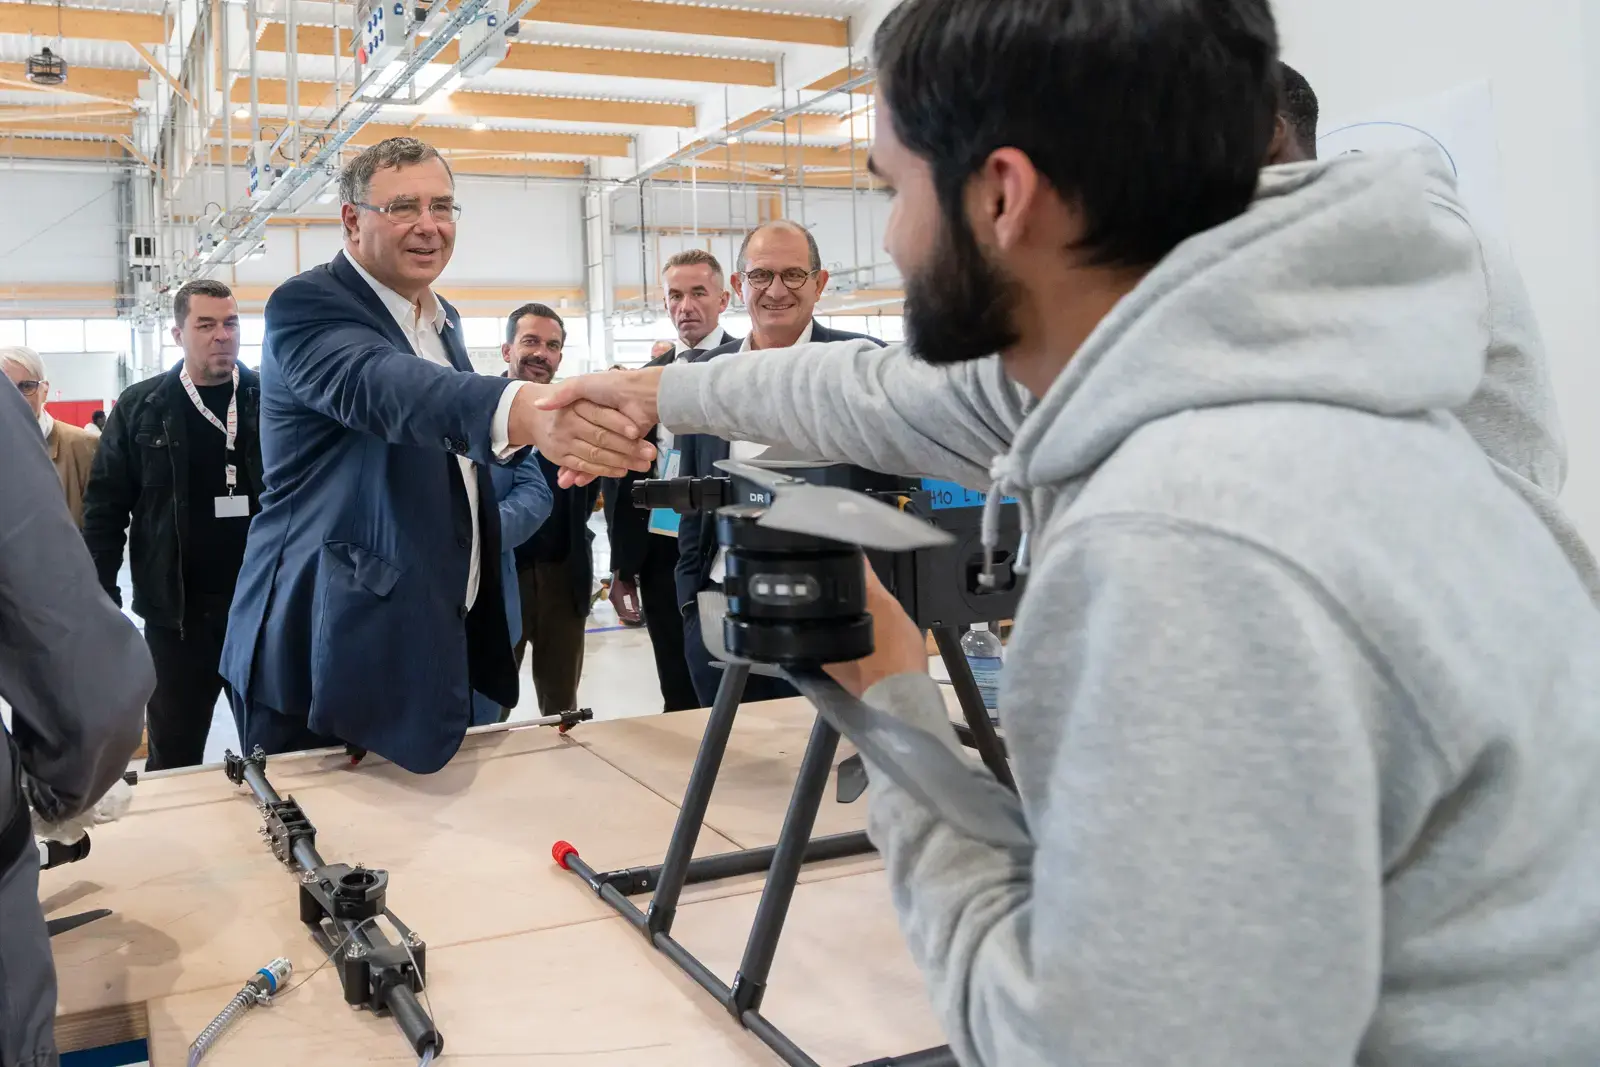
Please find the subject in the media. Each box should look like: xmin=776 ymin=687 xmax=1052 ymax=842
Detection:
xmin=13 ymin=379 xmax=41 ymax=396
xmin=739 ymin=267 xmax=820 ymax=291
xmin=356 ymin=197 xmax=463 ymax=224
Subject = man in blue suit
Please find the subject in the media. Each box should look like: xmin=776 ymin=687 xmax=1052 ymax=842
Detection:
xmin=221 ymin=137 xmax=652 ymax=772
xmin=674 ymin=220 xmax=884 ymax=706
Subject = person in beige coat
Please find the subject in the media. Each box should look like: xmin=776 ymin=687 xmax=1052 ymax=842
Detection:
xmin=1 ymin=346 xmax=98 ymax=525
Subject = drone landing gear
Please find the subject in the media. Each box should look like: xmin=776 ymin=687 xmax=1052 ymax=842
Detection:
xmin=555 ymin=633 xmax=1009 ymax=1067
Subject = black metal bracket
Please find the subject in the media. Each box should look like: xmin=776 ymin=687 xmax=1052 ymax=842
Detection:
xmin=557 ymin=707 xmax=595 ymax=734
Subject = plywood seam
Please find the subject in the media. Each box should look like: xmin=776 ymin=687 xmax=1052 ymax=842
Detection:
xmin=567 ymin=734 xmax=760 ymax=849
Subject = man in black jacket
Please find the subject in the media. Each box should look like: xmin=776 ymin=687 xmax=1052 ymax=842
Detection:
xmin=675 ymin=221 xmax=884 ymax=706
xmin=82 ymin=279 xmax=262 ymax=769
xmin=0 ymin=375 xmax=151 ymax=1067
xmin=602 ymin=249 xmax=737 ymax=712
xmin=502 ymin=302 xmax=601 ymax=717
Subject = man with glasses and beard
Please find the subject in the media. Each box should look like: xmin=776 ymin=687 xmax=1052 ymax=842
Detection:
xmin=500 ymin=303 xmax=599 ymax=718
xmin=221 ymin=139 xmax=652 ymax=772
xmin=532 ymin=0 xmax=1600 ymax=1061
xmin=671 ymin=220 xmax=882 ymax=707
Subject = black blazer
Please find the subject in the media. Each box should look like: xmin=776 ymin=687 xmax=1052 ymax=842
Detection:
xmin=82 ymin=363 xmax=264 ymax=629
xmin=602 ymin=337 xmax=741 ymax=578
xmin=524 ymin=451 xmax=602 ymax=616
xmin=672 ymin=323 xmax=883 ymax=613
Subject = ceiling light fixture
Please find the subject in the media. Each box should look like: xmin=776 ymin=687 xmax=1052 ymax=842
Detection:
xmin=471 ymin=119 xmax=487 ymax=131
xmin=233 ymin=106 xmax=250 ymax=119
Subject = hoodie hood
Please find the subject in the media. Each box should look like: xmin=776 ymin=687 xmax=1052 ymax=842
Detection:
xmin=999 ymin=148 xmax=1487 ymax=500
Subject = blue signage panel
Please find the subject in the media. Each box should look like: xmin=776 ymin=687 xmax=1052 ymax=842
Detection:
xmin=920 ymin=478 xmax=1017 ymax=510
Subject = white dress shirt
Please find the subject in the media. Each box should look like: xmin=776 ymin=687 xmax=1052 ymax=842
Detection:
xmin=36 ymin=409 xmax=54 ymax=441
xmin=344 ymin=252 xmax=525 ymax=610
xmin=710 ymin=320 xmax=813 ymax=582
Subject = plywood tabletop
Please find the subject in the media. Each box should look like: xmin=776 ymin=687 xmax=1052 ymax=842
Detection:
xmin=47 ymin=707 xmax=946 ymax=1066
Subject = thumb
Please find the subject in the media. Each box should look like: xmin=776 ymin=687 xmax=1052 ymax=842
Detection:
xmin=533 ymin=381 xmax=580 ymax=410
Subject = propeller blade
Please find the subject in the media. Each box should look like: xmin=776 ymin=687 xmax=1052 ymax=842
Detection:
xmin=761 ymin=485 xmax=952 ymax=552
xmin=713 ymin=459 xmax=800 ymax=494
xmin=786 ymin=668 xmax=1030 ymax=849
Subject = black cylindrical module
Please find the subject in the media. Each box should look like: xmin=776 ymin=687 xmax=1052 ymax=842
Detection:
xmin=717 ymin=507 xmax=875 ymax=666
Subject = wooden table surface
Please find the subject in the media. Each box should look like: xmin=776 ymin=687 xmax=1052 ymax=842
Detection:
xmin=44 ymin=698 xmax=947 ymax=1066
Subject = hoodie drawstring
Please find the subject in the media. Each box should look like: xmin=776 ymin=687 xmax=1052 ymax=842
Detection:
xmin=979 ymin=459 xmax=1034 ymax=589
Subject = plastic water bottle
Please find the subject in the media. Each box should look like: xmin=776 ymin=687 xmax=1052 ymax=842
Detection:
xmin=960 ymin=623 xmax=1003 ymax=715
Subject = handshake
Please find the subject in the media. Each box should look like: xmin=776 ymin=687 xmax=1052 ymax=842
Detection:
xmin=506 ymin=365 xmax=668 ymax=488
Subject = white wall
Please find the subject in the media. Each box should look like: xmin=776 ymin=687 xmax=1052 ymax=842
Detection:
xmin=0 ymin=169 xmax=122 ymax=285
xmin=176 ymin=170 xmax=586 ymax=290
xmin=1275 ymin=0 xmax=1600 ymax=540
xmin=39 ymin=352 xmax=123 ymax=408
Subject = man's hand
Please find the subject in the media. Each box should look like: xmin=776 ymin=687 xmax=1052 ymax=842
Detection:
xmin=609 ymin=573 xmax=642 ymax=626
xmin=825 ymin=563 xmax=929 ymax=699
xmin=508 ymin=383 xmax=655 ymax=480
xmin=534 ymin=368 xmax=666 ymax=487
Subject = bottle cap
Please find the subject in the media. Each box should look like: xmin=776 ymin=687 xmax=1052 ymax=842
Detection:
xmin=970 ymin=623 xmax=989 ymax=632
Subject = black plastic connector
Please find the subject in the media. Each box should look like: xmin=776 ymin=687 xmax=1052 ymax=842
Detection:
xmin=261 ymin=796 xmax=317 ymax=867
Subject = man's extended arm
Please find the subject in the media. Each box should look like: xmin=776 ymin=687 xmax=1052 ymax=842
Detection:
xmin=267 ymin=278 xmax=652 ymax=478
xmin=539 ymin=341 xmax=1029 ymax=490
xmin=79 ymin=396 xmax=139 ymax=605
xmin=860 ymin=520 xmax=1400 ymax=1064
xmin=0 ymin=384 xmax=151 ymax=823
xmin=658 ymin=340 xmax=1027 ymax=488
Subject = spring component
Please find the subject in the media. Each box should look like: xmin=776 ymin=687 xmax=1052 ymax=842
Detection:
xmin=187 ymin=957 xmax=292 ymax=1067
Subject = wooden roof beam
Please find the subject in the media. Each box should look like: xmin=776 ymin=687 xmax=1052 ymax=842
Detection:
xmin=232 ymin=78 xmax=696 ymax=128
xmin=254 ymin=25 xmax=775 ymax=86
xmin=0 ymin=2 xmax=165 ymax=44
xmin=0 ymin=65 xmax=146 ymax=105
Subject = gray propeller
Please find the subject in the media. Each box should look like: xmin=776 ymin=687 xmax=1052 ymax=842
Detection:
xmin=696 ymin=590 xmax=1028 ymax=849
xmin=713 ymin=460 xmax=952 ymax=553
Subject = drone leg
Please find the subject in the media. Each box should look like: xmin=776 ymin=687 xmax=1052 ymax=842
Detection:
xmin=931 ymin=626 xmax=1015 ymax=791
xmin=726 ymin=713 xmax=841 ymax=1020
xmin=644 ymin=663 xmax=750 ymax=938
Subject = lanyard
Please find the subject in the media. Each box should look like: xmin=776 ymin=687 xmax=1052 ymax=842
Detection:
xmin=179 ymin=363 xmax=240 ymax=494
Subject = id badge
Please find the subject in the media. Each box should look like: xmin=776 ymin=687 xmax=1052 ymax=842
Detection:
xmin=215 ymin=495 xmax=250 ymax=519
xmin=648 ymin=448 xmax=682 ymax=537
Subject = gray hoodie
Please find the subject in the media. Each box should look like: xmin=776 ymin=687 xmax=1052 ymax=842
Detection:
xmin=658 ymin=149 xmax=1600 ymax=1065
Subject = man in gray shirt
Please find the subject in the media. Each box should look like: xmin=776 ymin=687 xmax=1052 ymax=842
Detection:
xmin=0 ymin=377 xmax=152 ymax=1066
xmin=539 ymin=0 xmax=1600 ymax=1062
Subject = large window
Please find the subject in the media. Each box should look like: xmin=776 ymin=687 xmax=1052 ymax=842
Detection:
xmin=26 ymin=319 xmax=86 ymax=353
xmin=84 ymin=320 xmax=132 ymax=352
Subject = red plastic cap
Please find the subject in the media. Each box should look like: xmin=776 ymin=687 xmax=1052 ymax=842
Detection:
xmin=551 ymin=840 xmax=578 ymax=868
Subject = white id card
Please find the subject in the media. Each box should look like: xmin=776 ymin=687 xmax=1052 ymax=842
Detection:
xmin=215 ymin=495 xmax=251 ymax=519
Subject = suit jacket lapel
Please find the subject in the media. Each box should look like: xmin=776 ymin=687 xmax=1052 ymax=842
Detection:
xmin=439 ymin=303 xmax=473 ymax=373
xmin=330 ymin=251 xmax=421 ymax=356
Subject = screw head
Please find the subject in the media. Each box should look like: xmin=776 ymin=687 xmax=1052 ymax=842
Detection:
xmin=299 ymin=870 xmax=317 ymax=884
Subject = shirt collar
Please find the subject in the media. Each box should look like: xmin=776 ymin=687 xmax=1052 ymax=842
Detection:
xmin=342 ymin=250 xmax=450 ymax=335
xmin=676 ymin=324 xmax=725 ymax=356
xmin=740 ymin=319 xmax=812 ymax=353
xmin=37 ymin=409 xmax=53 ymax=439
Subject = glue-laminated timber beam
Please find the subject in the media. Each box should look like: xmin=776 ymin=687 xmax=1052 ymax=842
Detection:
xmin=231 ymin=78 xmax=696 ymax=128
xmin=0 ymin=65 xmax=146 ymax=104
xmin=505 ymin=0 xmax=846 ymax=46
xmin=695 ymin=142 xmax=867 ymax=170
xmin=0 ymin=137 xmax=130 ymax=163
xmin=254 ymin=25 xmax=776 ymax=86
xmin=0 ymin=104 xmax=135 ymax=126
xmin=129 ymin=42 xmax=198 ymax=111
xmin=312 ymin=0 xmax=846 ymax=46
xmin=0 ymin=2 xmax=165 ymax=44
xmin=204 ymin=146 xmax=588 ymax=180
xmin=214 ymin=119 xmax=631 ymax=157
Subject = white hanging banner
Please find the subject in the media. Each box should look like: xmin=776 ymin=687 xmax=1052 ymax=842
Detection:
xmin=1319 ymin=80 xmax=1509 ymax=241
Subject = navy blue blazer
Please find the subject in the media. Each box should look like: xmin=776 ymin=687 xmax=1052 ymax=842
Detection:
xmin=221 ymin=251 xmax=529 ymax=772
xmin=673 ymin=322 xmax=884 ymax=613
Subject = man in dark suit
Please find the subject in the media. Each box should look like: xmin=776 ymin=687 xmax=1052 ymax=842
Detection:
xmin=220 ymin=138 xmax=653 ymax=772
xmin=501 ymin=302 xmax=601 ymax=718
xmin=603 ymin=249 xmax=736 ymax=711
xmin=674 ymin=221 xmax=884 ymax=707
